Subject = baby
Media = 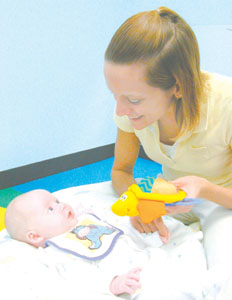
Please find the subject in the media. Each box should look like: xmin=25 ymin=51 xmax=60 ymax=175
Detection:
xmin=4 ymin=188 xmax=211 ymax=299
xmin=5 ymin=189 xmax=142 ymax=296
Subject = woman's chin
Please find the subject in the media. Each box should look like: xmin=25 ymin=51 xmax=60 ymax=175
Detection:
xmin=130 ymin=120 xmax=147 ymax=130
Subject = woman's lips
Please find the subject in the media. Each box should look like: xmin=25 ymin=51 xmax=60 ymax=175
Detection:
xmin=129 ymin=116 xmax=142 ymax=120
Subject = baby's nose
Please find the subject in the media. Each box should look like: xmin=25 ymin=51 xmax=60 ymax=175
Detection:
xmin=58 ymin=202 xmax=65 ymax=211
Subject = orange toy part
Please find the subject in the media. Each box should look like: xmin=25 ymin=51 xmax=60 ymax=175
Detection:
xmin=137 ymin=178 xmax=176 ymax=222
xmin=137 ymin=200 xmax=166 ymax=223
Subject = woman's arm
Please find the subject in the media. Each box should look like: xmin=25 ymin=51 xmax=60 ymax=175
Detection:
xmin=111 ymin=129 xmax=170 ymax=241
xmin=111 ymin=128 xmax=140 ymax=195
xmin=172 ymin=176 xmax=232 ymax=209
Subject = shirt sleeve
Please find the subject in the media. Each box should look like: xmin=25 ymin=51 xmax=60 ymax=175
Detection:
xmin=223 ymin=99 xmax=232 ymax=149
xmin=113 ymin=111 xmax=134 ymax=133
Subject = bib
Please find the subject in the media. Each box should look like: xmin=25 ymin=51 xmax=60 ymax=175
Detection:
xmin=44 ymin=214 xmax=124 ymax=261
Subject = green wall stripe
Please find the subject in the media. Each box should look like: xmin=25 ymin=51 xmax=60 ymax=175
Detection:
xmin=0 ymin=188 xmax=22 ymax=208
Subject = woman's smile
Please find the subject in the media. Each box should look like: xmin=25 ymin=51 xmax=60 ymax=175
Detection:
xmin=104 ymin=61 xmax=177 ymax=130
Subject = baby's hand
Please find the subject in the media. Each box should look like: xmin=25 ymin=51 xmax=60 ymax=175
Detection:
xmin=110 ymin=267 xmax=142 ymax=295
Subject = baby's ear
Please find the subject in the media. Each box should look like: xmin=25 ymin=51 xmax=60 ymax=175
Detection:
xmin=27 ymin=231 xmax=44 ymax=245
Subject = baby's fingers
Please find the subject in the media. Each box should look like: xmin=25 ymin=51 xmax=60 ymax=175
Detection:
xmin=124 ymin=280 xmax=142 ymax=294
xmin=128 ymin=267 xmax=142 ymax=277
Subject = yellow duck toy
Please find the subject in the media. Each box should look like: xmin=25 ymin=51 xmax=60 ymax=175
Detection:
xmin=111 ymin=178 xmax=186 ymax=223
xmin=0 ymin=207 xmax=6 ymax=231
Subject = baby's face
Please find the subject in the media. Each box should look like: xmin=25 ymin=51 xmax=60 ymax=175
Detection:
xmin=29 ymin=191 xmax=78 ymax=239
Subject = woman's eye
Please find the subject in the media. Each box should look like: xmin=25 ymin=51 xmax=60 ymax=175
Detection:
xmin=48 ymin=207 xmax=53 ymax=212
xmin=128 ymin=99 xmax=141 ymax=104
xmin=56 ymin=199 xmax=60 ymax=204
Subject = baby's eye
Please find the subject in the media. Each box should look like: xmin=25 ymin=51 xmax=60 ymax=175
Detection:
xmin=48 ymin=207 xmax=53 ymax=212
xmin=56 ymin=199 xmax=60 ymax=204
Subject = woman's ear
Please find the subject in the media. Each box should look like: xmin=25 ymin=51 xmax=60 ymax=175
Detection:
xmin=173 ymin=81 xmax=182 ymax=99
xmin=27 ymin=231 xmax=44 ymax=245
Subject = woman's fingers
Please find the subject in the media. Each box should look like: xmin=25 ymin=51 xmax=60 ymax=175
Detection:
xmin=130 ymin=216 xmax=158 ymax=233
xmin=154 ymin=217 xmax=170 ymax=243
xmin=130 ymin=216 xmax=170 ymax=243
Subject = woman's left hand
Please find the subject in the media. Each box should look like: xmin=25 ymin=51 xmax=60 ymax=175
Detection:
xmin=171 ymin=175 xmax=210 ymax=199
xmin=163 ymin=176 xmax=209 ymax=215
xmin=164 ymin=175 xmax=209 ymax=215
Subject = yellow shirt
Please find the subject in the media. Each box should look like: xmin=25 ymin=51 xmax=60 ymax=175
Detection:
xmin=114 ymin=72 xmax=232 ymax=187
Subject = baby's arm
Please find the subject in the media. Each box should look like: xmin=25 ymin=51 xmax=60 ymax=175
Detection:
xmin=110 ymin=267 xmax=142 ymax=295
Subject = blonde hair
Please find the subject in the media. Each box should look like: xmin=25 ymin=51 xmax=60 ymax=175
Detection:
xmin=105 ymin=7 xmax=208 ymax=135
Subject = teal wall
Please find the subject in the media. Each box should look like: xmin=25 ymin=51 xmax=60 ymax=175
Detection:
xmin=0 ymin=0 xmax=231 ymax=171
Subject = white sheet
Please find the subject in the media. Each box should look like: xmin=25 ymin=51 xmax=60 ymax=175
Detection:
xmin=0 ymin=181 xmax=231 ymax=300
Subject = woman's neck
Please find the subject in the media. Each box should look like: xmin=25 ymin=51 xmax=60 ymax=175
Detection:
xmin=158 ymin=105 xmax=179 ymax=145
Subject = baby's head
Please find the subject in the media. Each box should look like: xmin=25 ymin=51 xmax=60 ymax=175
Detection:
xmin=5 ymin=189 xmax=78 ymax=247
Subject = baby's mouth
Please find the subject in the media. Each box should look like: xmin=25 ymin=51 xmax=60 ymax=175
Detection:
xmin=68 ymin=210 xmax=78 ymax=224
xmin=65 ymin=207 xmax=74 ymax=219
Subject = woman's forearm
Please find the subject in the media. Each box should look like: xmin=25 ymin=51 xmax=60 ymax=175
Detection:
xmin=111 ymin=169 xmax=137 ymax=196
xmin=200 ymin=181 xmax=232 ymax=209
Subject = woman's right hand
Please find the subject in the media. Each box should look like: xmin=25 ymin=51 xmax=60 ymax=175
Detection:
xmin=112 ymin=129 xmax=171 ymax=243
xmin=165 ymin=204 xmax=193 ymax=215
xmin=130 ymin=215 xmax=170 ymax=243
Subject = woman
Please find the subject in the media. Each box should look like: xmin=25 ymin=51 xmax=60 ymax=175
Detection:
xmin=104 ymin=7 xmax=232 ymax=268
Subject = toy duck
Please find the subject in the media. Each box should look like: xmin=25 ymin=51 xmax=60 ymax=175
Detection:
xmin=111 ymin=178 xmax=187 ymax=223
xmin=0 ymin=207 xmax=6 ymax=231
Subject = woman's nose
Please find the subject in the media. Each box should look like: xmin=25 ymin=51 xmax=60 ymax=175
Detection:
xmin=115 ymin=97 xmax=131 ymax=116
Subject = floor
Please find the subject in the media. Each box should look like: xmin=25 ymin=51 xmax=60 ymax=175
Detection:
xmin=0 ymin=157 xmax=161 ymax=208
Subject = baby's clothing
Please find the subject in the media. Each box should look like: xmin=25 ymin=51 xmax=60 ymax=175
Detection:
xmin=40 ymin=214 xmax=207 ymax=299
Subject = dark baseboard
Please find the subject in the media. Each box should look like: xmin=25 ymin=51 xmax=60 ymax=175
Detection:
xmin=0 ymin=144 xmax=149 ymax=189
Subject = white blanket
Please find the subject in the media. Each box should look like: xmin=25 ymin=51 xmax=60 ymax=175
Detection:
xmin=0 ymin=181 xmax=231 ymax=300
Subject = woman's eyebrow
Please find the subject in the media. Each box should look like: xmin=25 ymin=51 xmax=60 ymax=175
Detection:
xmin=127 ymin=94 xmax=145 ymax=98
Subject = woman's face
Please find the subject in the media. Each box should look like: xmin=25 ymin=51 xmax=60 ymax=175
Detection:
xmin=104 ymin=61 xmax=177 ymax=130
